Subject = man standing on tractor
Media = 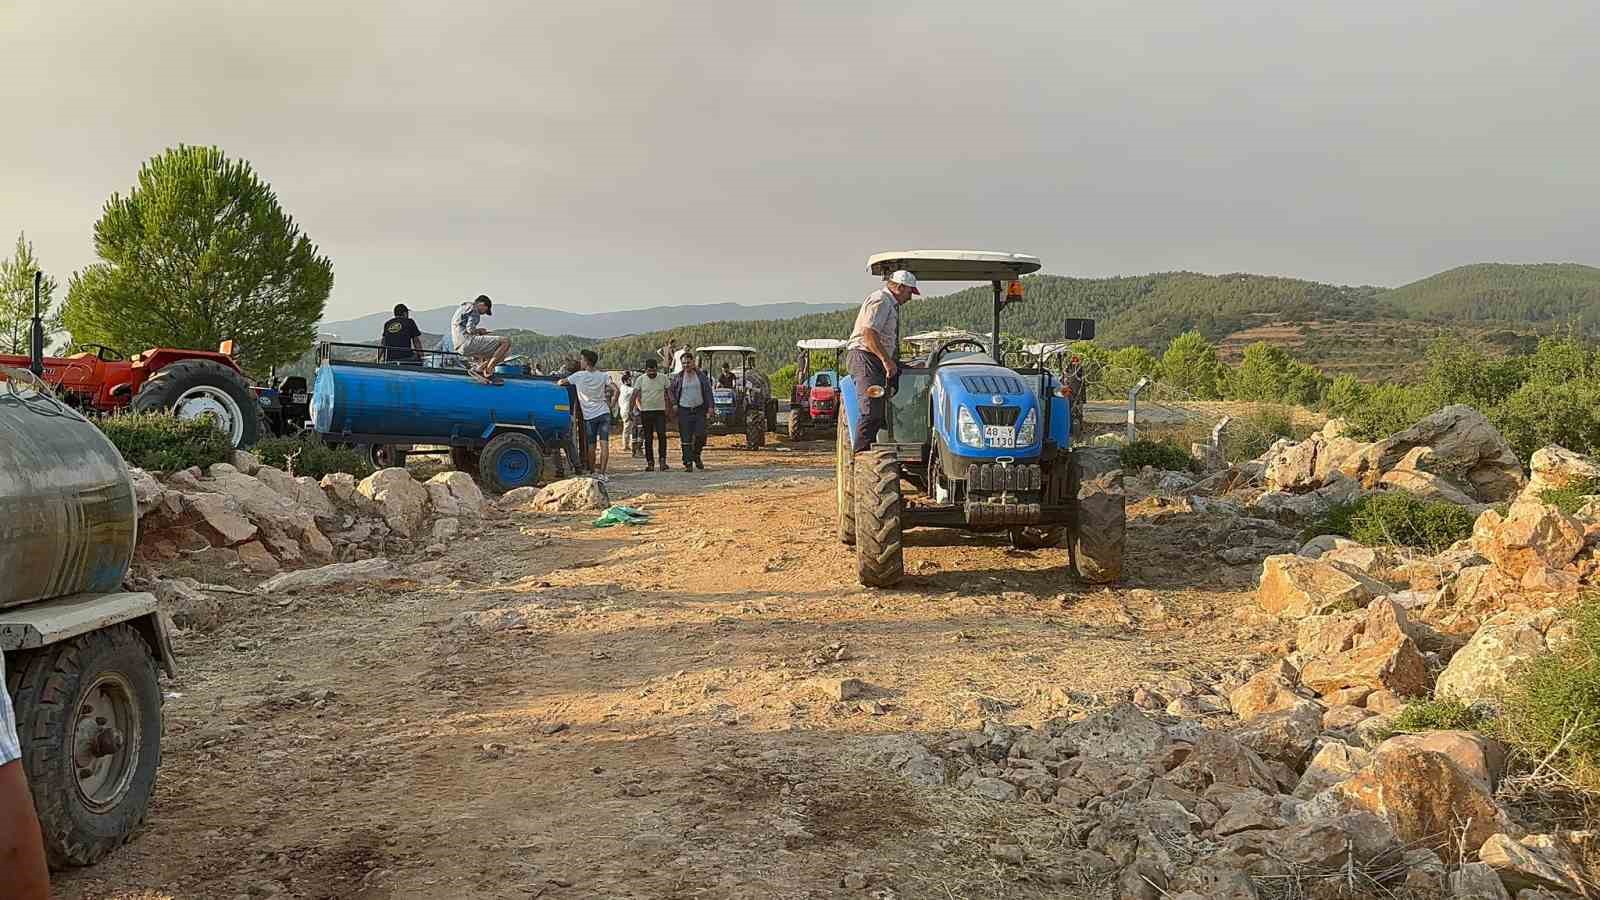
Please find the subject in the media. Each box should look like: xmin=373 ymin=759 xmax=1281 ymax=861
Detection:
xmin=451 ymin=294 xmax=512 ymax=383
xmin=669 ymin=353 xmax=713 ymax=470
xmin=379 ymin=303 xmax=424 ymax=364
xmin=635 ymin=357 xmax=670 ymax=471
xmin=559 ymin=349 xmax=618 ymax=480
xmin=845 ymin=269 xmax=918 ymax=452
xmin=717 ymin=362 xmax=736 ymax=388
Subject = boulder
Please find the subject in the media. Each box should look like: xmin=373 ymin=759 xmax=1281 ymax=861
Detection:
xmin=1378 ymin=469 xmax=1483 ymax=508
xmin=846 ymin=735 xmax=947 ymax=788
xmin=256 ymin=558 xmax=399 ymax=593
xmin=1060 ymin=703 xmax=1170 ymax=764
xmin=236 ymin=540 xmax=280 ymax=574
xmin=1265 ymin=438 xmax=1323 ymax=493
xmin=1323 ymin=739 xmax=1508 ymax=852
xmin=1293 ymin=742 xmax=1371 ymax=799
xmin=357 ymin=468 xmax=430 ymax=536
xmin=1233 ymin=700 xmax=1323 ymax=766
xmin=1321 ymin=705 xmax=1372 ymax=731
xmin=1350 ymin=405 xmax=1525 ymax=502
xmin=1479 ymin=833 xmax=1587 ymax=896
xmin=152 ymin=578 xmax=225 ymax=631
xmin=320 ymin=472 xmax=362 ymax=506
xmin=229 ymin=449 xmax=262 ymax=475
xmin=1166 ymin=733 xmax=1279 ymax=794
xmin=1519 ymin=445 xmax=1600 ymax=502
xmin=1451 ymin=861 xmax=1513 ymax=900
xmin=203 ymin=470 xmax=327 ymax=559
xmin=529 ymin=477 xmax=610 ymax=512
xmin=426 ymin=471 xmax=487 ymax=520
xmin=182 ymin=492 xmax=258 ymax=546
xmin=1416 ymin=563 xmax=1523 ymax=636
xmin=1250 ymin=473 xmax=1363 ymax=525
xmin=1257 ymin=555 xmax=1390 ymax=618
xmin=128 ymin=467 xmax=167 ymax=517
xmin=290 ymin=475 xmax=338 ymax=523
xmin=1481 ymin=501 xmax=1583 ymax=578
xmin=1377 ymin=731 xmax=1506 ymax=793
xmin=1435 ymin=608 xmax=1566 ymax=706
xmin=1298 ymin=534 xmax=1362 ymax=559
xmin=1296 ymin=613 xmax=1363 ymax=658
xmin=1228 ymin=665 xmax=1303 ymax=722
xmin=1299 ymin=632 xmax=1430 ymax=697
xmin=498 ymin=485 xmax=541 ymax=508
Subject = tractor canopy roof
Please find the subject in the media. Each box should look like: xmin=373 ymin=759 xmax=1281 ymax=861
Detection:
xmin=796 ymin=338 xmax=847 ymax=351
xmin=868 ymin=250 xmax=1041 ymax=282
xmin=696 ymin=345 xmax=757 ymax=354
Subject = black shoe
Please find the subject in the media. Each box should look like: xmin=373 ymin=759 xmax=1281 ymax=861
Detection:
xmin=645 ymin=462 xmax=655 ymax=472
xmin=659 ymin=460 xmax=669 ymax=470
xmin=695 ymin=460 xmax=706 ymax=471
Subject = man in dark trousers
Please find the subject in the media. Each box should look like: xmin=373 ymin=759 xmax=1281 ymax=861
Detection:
xmin=379 ymin=303 xmax=424 ymax=363
xmin=633 ymin=357 xmax=670 ymax=471
xmin=845 ymin=269 xmax=918 ymax=452
xmin=668 ymin=353 xmax=714 ymax=470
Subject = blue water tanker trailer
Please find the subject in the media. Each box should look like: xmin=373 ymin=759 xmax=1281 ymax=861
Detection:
xmin=1 ymin=365 xmax=178 ymax=868
xmin=310 ymin=343 xmax=583 ymax=492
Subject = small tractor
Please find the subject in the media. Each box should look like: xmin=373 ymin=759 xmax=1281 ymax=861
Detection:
xmin=256 ymin=373 xmax=312 ymax=438
xmin=697 ymin=345 xmax=778 ymax=448
xmin=787 ymin=338 xmax=845 ymax=441
xmin=837 ymin=250 xmax=1124 ymax=587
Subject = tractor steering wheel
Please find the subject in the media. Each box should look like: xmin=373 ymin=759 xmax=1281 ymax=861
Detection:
xmin=69 ymin=343 xmax=125 ymax=362
xmin=929 ymin=339 xmax=989 ymax=372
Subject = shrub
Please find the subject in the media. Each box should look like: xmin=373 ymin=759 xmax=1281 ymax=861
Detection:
xmin=97 ymin=412 xmax=232 ymax=472
xmin=253 ymin=434 xmax=373 ymax=480
xmin=1495 ymin=596 xmax=1600 ymax=792
xmin=1120 ymin=438 xmax=1194 ymax=472
xmin=1390 ymin=698 xmax=1488 ymax=734
xmin=1223 ymin=404 xmax=1310 ymax=463
xmin=1540 ymin=476 xmax=1600 ymax=516
xmin=1308 ymin=490 xmax=1475 ymax=553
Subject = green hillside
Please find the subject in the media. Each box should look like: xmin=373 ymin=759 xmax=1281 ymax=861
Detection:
xmin=1385 ymin=263 xmax=1600 ymax=327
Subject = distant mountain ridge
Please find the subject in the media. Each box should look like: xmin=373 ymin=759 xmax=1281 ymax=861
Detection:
xmin=318 ymin=300 xmax=854 ymax=341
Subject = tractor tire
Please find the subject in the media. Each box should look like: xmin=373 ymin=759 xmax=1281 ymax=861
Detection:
xmin=766 ymin=398 xmax=779 ymax=433
xmin=1068 ymin=447 xmax=1126 ymax=583
xmin=479 ymin=432 xmax=544 ymax=494
xmin=854 ymin=448 xmax=903 ymax=587
xmin=746 ymin=413 xmax=766 ymax=449
xmin=835 ymin=423 xmax=856 ymax=545
xmin=131 ymin=358 xmax=260 ymax=448
xmin=8 ymin=624 xmax=162 ymax=868
xmin=787 ymin=412 xmax=804 ymax=442
xmin=450 ymin=447 xmax=482 ymax=474
xmin=1009 ymin=526 xmax=1065 ymax=550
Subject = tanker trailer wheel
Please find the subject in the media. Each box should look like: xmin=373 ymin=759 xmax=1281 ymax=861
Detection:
xmin=1067 ymin=448 xmax=1126 ymax=583
xmin=9 ymin=624 xmax=162 ymax=868
xmin=366 ymin=444 xmax=407 ymax=470
xmin=853 ymin=448 xmax=903 ymax=587
xmin=131 ymin=359 xmax=260 ymax=448
xmin=835 ymin=423 xmax=855 ymax=545
xmin=480 ymin=432 xmax=544 ymax=494
xmin=1009 ymin=526 xmax=1064 ymax=550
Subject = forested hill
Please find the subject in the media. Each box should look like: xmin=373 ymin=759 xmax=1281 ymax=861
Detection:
xmin=1385 ymin=263 xmax=1600 ymax=327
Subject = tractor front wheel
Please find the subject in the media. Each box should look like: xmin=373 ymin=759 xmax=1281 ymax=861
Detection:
xmin=853 ymin=448 xmax=903 ymax=587
xmin=1068 ymin=448 xmax=1126 ymax=583
xmin=131 ymin=359 xmax=260 ymax=448
xmin=746 ymin=412 xmax=766 ymax=449
xmin=479 ymin=432 xmax=544 ymax=494
xmin=835 ymin=424 xmax=855 ymax=545
xmin=787 ymin=411 xmax=805 ymax=442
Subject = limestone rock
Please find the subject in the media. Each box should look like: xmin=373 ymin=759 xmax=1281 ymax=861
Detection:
xmin=1520 ymin=445 xmax=1600 ymax=503
xmin=1378 ymin=469 xmax=1483 ymax=508
xmin=1483 ymin=501 xmax=1583 ymax=578
xmin=182 ymin=492 xmax=258 ymax=546
xmin=1377 ymin=731 xmax=1506 ymax=793
xmin=530 ymin=477 xmax=610 ymax=512
xmin=1265 ymin=438 xmax=1322 ymax=493
xmin=1250 ymin=473 xmax=1363 ymax=525
xmin=847 ymin=735 xmax=946 ymax=788
xmin=1293 ymin=742 xmax=1370 ymax=799
xmin=236 ymin=540 xmax=279 ymax=574
xmin=1296 ymin=613 xmax=1363 ymax=658
xmin=1257 ymin=554 xmax=1390 ymax=619
xmin=1166 ymin=732 xmax=1279 ymax=794
xmin=1350 ymin=405 xmax=1525 ymax=502
xmin=1233 ymin=700 xmax=1323 ymax=766
xmin=1435 ymin=608 xmax=1565 ymax=706
xmin=1478 ymin=833 xmax=1586 ymax=896
xmin=257 ymin=558 xmax=399 ymax=593
xmin=1298 ymin=534 xmax=1362 ymax=559
xmin=426 ymin=471 xmax=486 ymax=520
xmin=498 ymin=485 xmax=541 ymax=508
xmin=1325 ymin=739 xmax=1508 ymax=852
xmin=230 ymin=449 xmax=262 ymax=475
xmin=1060 ymin=702 xmax=1169 ymax=764
xmin=1229 ymin=666 xmax=1303 ymax=722
xmin=1321 ymin=704 xmax=1372 ymax=731
xmin=153 ymin=578 xmax=224 ymax=631
xmin=128 ymin=467 xmax=167 ymax=517
xmin=1299 ymin=632 xmax=1430 ymax=697
xmin=358 ymin=468 xmax=430 ymax=536
xmin=1451 ymin=861 xmax=1513 ymax=900
xmin=320 ymin=472 xmax=362 ymax=506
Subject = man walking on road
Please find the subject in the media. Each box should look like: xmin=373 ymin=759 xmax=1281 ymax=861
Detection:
xmin=560 ymin=349 xmax=618 ymax=479
xmin=845 ymin=269 xmax=918 ymax=453
xmin=634 ymin=358 xmax=670 ymax=471
xmin=669 ymin=353 xmax=713 ymax=470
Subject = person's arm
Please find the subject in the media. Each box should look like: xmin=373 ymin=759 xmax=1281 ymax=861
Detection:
xmin=0 ymin=762 xmax=49 ymax=900
xmin=861 ymin=327 xmax=896 ymax=378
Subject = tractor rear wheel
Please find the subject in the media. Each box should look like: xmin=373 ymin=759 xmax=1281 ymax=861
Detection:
xmin=479 ymin=432 xmax=544 ymax=493
xmin=835 ymin=424 xmax=855 ymax=545
xmin=131 ymin=359 xmax=260 ymax=448
xmin=787 ymin=411 xmax=805 ymax=442
xmin=1009 ymin=526 xmax=1064 ymax=549
xmin=853 ymin=448 xmax=903 ymax=587
xmin=746 ymin=412 xmax=766 ymax=449
xmin=1068 ymin=448 xmax=1126 ymax=583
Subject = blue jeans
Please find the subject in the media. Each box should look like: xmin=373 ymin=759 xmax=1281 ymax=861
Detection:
xmin=678 ymin=405 xmax=707 ymax=465
xmin=584 ymin=412 xmax=612 ymax=443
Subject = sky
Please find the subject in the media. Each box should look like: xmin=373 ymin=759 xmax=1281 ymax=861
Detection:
xmin=3 ymin=0 xmax=1598 ymax=321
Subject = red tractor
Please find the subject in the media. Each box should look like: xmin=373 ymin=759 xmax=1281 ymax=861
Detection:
xmin=0 ymin=341 xmax=269 ymax=447
xmin=786 ymin=338 xmax=846 ymax=441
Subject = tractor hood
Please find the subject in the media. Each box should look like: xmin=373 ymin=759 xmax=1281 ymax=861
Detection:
xmin=933 ymin=363 xmax=1041 ymax=456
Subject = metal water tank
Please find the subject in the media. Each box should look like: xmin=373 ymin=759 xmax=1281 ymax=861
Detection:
xmin=0 ymin=369 xmax=137 ymax=609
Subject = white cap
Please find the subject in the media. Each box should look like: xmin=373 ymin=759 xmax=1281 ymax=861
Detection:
xmin=886 ymin=270 xmax=920 ymax=294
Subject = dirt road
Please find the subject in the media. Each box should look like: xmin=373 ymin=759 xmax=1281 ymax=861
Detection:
xmin=56 ymin=438 xmax=1278 ymax=900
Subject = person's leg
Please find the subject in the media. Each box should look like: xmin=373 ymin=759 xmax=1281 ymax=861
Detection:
xmin=690 ymin=407 xmax=708 ymax=467
xmin=846 ymin=349 xmax=886 ymax=453
xmin=677 ymin=409 xmax=696 ymax=466
xmin=488 ymin=337 xmax=511 ymax=370
xmin=594 ymin=413 xmax=611 ymax=475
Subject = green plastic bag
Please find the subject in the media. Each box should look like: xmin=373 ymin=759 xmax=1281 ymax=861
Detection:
xmin=592 ymin=505 xmax=653 ymax=527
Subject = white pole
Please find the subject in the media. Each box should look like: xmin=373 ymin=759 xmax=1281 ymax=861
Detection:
xmin=1126 ymin=377 xmax=1151 ymax=442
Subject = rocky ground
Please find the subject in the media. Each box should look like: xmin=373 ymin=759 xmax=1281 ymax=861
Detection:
xmin=51 ymin=411 xmax=1600 ymax=899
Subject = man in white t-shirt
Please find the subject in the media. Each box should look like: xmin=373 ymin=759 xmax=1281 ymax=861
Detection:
xmin=559 ymin=349 xmax=618 ymax=478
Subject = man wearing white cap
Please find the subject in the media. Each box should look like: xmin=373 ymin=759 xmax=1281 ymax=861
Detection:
xmin=844 ymin=269 xmax=919 ymax=453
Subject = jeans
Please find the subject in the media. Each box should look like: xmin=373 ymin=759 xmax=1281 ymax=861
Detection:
xmin=640 ymin=409 xmax=668 ymax=461
xmin=847 ymin=349 xmax=890 ymax=453
xmin=678 ymin=405 xmax=707 ymax=464
xmin=584 ymin=412 xmax=612 ymax=442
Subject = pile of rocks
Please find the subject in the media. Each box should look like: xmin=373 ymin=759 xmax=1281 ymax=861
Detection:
xmin=132 ymin=450 xmax=488 ymax=577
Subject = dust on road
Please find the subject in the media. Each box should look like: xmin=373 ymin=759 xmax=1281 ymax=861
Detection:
xmin=55 ymin=438 xmax=1277 ymax=900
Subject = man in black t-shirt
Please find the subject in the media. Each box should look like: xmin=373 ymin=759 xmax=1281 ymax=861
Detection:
xmin=380 ymin=303 xmax=423 ymax=363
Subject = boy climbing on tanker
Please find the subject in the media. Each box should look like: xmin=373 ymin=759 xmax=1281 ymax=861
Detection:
xmin=559 ymin=349 xmax=618 ymax=480
xmin=451 ymin=294 xmax=512 ymax=383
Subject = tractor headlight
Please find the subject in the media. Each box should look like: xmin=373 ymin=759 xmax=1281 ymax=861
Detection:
xmin=1017 ymin=408 xmax=1037 ymax=446
xmin=957 ymin=406 xmax=983 ymax=448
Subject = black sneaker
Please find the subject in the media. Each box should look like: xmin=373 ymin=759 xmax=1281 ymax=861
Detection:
xmin=659 ymin=460 xmax=669 ymax=470
xmin=694 ymin=460 xmax=706 ymax=471
xmin=645 ymin=462 xmax=655 ymax=472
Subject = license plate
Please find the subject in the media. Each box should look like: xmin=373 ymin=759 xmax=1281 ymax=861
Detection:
xmin=984 ymin=425 xmax=1015 ymax=448
xmin=292 ymin=393 xmax=308 ymax=403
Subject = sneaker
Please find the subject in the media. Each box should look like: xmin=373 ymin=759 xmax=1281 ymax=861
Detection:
xmin=644 ymin=462 xmax=655 ymax=472
xmin=659 ymin=461 xmax=670 ymax=470
xmin=595 ymin=473 xmax=611 ymax=484
xmin=694 ymin=460 xmax=706 ymax=471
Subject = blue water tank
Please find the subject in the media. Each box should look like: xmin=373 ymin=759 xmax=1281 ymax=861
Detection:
xmin=311 ymin=362 xmax=575 ymax=446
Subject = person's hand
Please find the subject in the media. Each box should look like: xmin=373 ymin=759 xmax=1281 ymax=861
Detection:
xmin=883 ymin=358 xmax=898 ymax=380
xmin=475 ymin=328 xmax=488 ymax=335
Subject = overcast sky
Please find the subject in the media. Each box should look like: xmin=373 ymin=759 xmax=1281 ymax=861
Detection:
xmin=3 ymin=0 xmax=1597 ymax=321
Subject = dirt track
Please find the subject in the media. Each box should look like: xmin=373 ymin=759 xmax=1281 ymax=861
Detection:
xmin=55 ymin=436 xmax=1280 ymax=900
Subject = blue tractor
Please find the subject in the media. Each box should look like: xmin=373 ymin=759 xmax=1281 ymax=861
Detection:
xmin=838 ymin=250 xmax=1126 ymax=587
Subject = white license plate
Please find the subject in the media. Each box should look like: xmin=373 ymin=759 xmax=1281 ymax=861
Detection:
xmin=292 ymin=393 xmax=308 ymax=403
xmin=984 ymin=425 xmax=1015 ymax=448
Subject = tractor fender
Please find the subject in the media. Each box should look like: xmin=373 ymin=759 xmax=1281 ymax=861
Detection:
xmin=838 ymin=372 xmax=860 ymax=447
xmin=134 ymin=348 xmax=242 ymax=376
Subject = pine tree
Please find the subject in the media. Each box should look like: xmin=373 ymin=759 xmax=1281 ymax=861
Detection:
xmin=0 ymin=232 xmax=60 ymax=354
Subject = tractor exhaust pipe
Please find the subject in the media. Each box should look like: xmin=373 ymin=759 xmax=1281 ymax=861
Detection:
xmin=29 ymin=270 xmax=44 ymax=377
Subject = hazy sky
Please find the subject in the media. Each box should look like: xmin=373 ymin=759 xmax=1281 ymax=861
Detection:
xmin=3 ymin=1 xmax=1597 ymax=321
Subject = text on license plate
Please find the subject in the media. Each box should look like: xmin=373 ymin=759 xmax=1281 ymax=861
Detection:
xmin=292 ymin=393 xmax=308 ymax=403
xmin=984 ymin=425 xmax=1015 ymax=447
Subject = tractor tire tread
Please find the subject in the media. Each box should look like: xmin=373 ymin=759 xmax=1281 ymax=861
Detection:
xmin=854 ymin=448 xmax=903 ymax=587
xmin=130 ymin=358 xmax=260 ymax=448
xmin=835 ymin=425 xmax=856 ymax=545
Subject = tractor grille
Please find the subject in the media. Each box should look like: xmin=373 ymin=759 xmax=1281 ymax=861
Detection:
xmin=960 ymin=375 xmax=1024 ymax=394
xmin=975 ymin=405 xmax=1020 ymax=427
